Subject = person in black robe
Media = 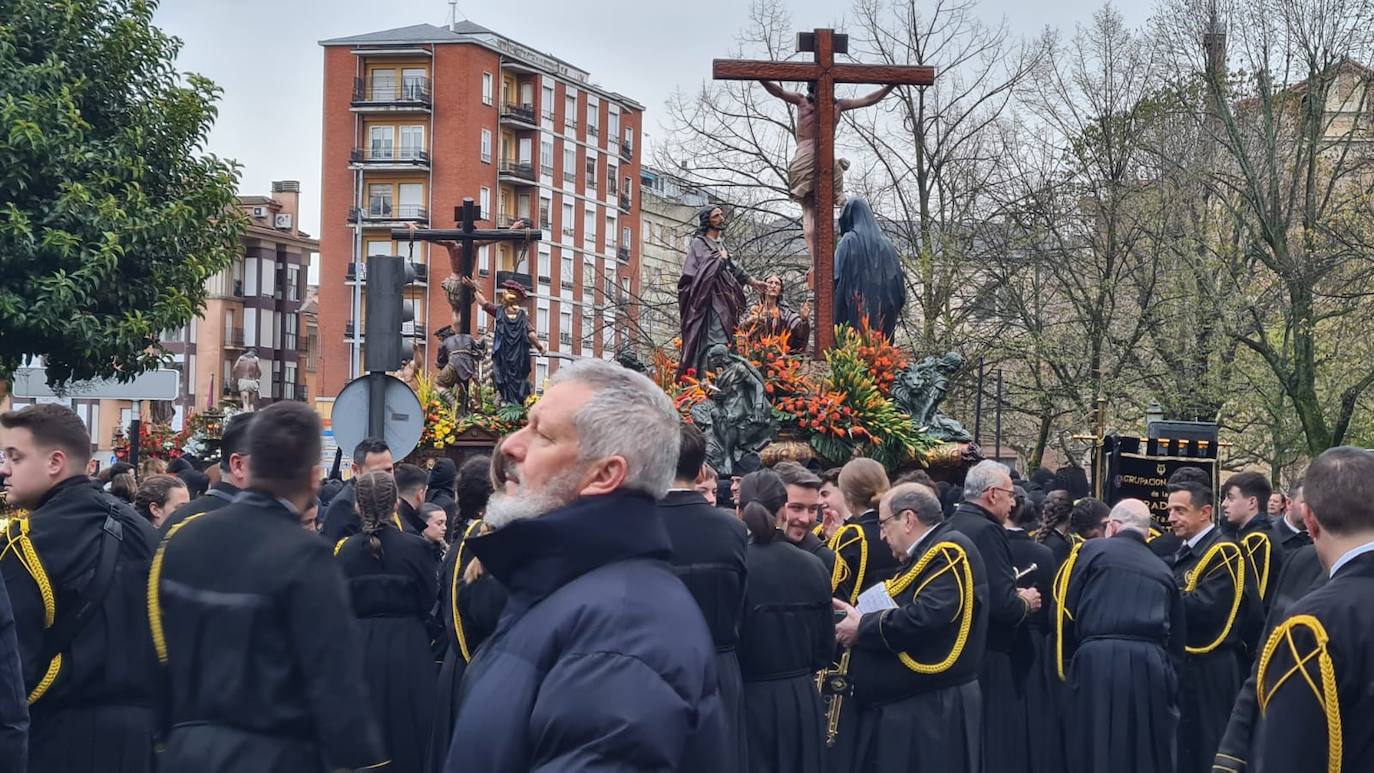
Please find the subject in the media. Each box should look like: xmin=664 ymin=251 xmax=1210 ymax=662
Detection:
xmin=660 ymin=424 xmax=749 ymax=772
xmin=734 ymin=497 xmax=833 ymax=773
xmin=829 ymin=458 xmax=899 ymax=605
xmin=948 ymin=461 xmax=1041 ymax=773
xmin=1007 ymin=487 xmax=1060 ymax=773
xmin=320 ymin=437 xmax=394 ymax=543
xmin=464 ymin=277 xmax=546 ymax=405
xmin=834 ymin=483 xmax=988 ymax=771
xmin=395 ymin=463 xmax=431 ymax=535
xmin=336 ymin=471 xmax=439 ymax=773
xmin=1058 ymin=499 xmax=1184 ymax=773
xmin=1167 ymin=479 xmax=1264 ymax=773
xmin=1247 ymin=446 xmax=1374 ymax=771
xmin=773 ymin=462 xmax=836 ymax=575
xmin=1222 ymin=472 xmax=1284 ymax=611
xmin=0 ymin=404 xmax=160 ymax=773
xmin=832 ymin=197 xmax=906 ymax=339
xmin=0 ymin=568 xmax=27 ymax=773
xmin=425 ymin=458 xmax=459 ymax=532
xmin=676 ymin=205 xmax=766 ymax=380
xmin=160 ymin=411 xmax=255 ymax=534
xmin=1037 ymin=490 xmax=1076 ymax=567
xmin=150 ymin=401 xmax=385 ymax=772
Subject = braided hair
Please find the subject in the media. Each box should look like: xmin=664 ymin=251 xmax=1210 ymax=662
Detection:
xmin=355 ymin=470 xmax=398 ymax=560
xmin=1036 ymin=490 xmax=1074 ymax=543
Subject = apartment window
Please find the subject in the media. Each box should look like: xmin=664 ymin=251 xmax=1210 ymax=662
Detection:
xmin=624 ymin=126 xmax=634 ymax=150
xmin=482 ymin=72 xmax=493 ymax=105
xmin=564 ymin=95 xmax=577 ymax=129
xmin=561 ymin=254 xmax=574 ymax=287
xmin=587 ymin=105 xmax=599 ymax=137
xmin=609 ymin=112 xmax=620 ymax=144
xmin=398 ymin=183 xmax=423 ymax=219
xmin=539 ymin=197 xmax=552 ymax=229
xmin=537 ymin=308 xmax=549 ymax=338
xmin=287 ymin=266 xmax=301 ymax=301
xmin=369 ymin=125 xmax=393 ymax=160
xmin=479 ymin=245 xmax=489 ymax=274
xmin=399 ymin=125 xmax=424 ymax=159
xmin=542 ymin=84 xmax=555 ymax=120
xmin=538 ymin=247 xmax=551 ymax=281
xmin=540 ymin=139 xmax=554 ymax=175
xmin=559 ymin=309 xmax=572 ymax=342
xmin=480 ymin=129 xmax=493 ymax=163
xmin=370 ymin=69 xmax=396 ymax=100
xmin=624 ymin=177 xmax=633 ymax=201
xmin=561 ymin=202 xmax=574 ymax=236
xmin=582 ymin=311 xmax=595 ymax=349
xmin=479 ymin=187 xmax=491 ymax=219
xmin=584 ymin=208 xmax=596 ymax=241
xmin=606 ymin=163 xmax=618 ymax=195
xmin=622 ymin=225 xmax=632 ymax=250
xmin=621 ymin=276 xmax=631 ymax=304
xmin=585 ymin=157 xmax=597 ymax=189
xmin=368 ymin=184 xmax=392 ymax=217
xmin=562 ymin=147 xmax=575 ymax=183
xmin=536 ymin=361 xmax=548 ymax=392
xmin=401 ymin=68 xmax=427 ymax=100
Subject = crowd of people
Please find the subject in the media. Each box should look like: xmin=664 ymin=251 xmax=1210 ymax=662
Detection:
xmin=1 ymin=357 xmax=1372 ymax=772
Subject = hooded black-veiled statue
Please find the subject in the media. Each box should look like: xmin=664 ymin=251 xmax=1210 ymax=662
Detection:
xmin=833 ymin=197 xmax=906 ymax=339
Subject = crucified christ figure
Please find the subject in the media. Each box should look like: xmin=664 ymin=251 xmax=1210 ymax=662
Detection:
xmin=759 ymin=81 xmax=894 ymax=261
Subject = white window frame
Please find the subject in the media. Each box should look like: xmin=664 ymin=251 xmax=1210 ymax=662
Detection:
xmin=482 ymin=72 xmax=493 ymax=105
xmin=480 ymin=129 xmax=493 ymax=164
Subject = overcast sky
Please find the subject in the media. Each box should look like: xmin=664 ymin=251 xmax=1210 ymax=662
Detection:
xmin=152 ymin=0 xmax=1151 ymax=239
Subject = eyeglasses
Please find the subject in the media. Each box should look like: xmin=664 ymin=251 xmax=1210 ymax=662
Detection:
xmin=877 ymin=510 xmax=911 ymax=530
xmin=987 ymin=486 xmax=1016 ymax=498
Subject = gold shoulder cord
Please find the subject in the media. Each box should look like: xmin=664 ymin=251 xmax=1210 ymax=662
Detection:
xmin=2 ymin=519 xmax=60 ymax=703
xmin=1184 ymin=541 xmax=1246 ymax=655
xmin=1148 ymin=527 xmax=1161 ymax=543
xmin=148 ymin=514 xmax=207 ymax=666
xmin=882 ymin=541 xmax=975 ymax=675
xmin=1054 ymin=540 xmax=1085 ymax=681
xmin=828 ymin=523 xmax=869 ymax=604
xmin=1257 ymin=614 xmax=1342 ymax=773
xmin=1242 ymin=531 xmax=1273 ymax=599
xmin=333 ymin=537 xmax=348 ymax=556
xmin=451 ymin=519 xmax=485 ymax=662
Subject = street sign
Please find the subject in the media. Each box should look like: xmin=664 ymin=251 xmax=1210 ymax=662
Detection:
xmin=11 ymin=368 xmax=180 ymax=400
xmin=332 ymin=374 xmax=424 ymax=461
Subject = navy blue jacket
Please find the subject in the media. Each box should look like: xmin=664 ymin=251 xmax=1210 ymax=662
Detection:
xmin=0 ymin=567 xmax=27 ymax=773
xmin=445 ymin=490 xmax=727 ymax=772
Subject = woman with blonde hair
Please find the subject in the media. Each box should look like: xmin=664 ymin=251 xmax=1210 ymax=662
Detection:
xmin=829 ymin=458 xmax=899 ymax=605
xmin=335 ymin=470 xmax=438 ymax=773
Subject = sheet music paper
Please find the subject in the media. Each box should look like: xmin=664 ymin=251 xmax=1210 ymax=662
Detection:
xmin=856 ymin=582 xmax=898 ymax=615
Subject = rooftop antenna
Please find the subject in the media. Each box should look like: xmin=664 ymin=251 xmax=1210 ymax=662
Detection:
xmin=448 ymin=0 xmax=459 ymax=30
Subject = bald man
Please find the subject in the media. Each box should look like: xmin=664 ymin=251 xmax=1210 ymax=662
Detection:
xmin=1056 ymin=499 xmax=1186 ymax=773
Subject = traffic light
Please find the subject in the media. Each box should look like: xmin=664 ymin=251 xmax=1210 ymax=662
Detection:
xmin=364 ymin=254 xmax=420 ymax=372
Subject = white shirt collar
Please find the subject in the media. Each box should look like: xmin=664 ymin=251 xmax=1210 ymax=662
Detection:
xmin=906 ymin=524 xmax=940 ymax=558
xmin=1185 ymin=523 xmax=1216 ymax=550
xmin=1006 ymin=526 xmax=1025 ymax=532
xmin=1329 ymin=539 xmax=1374 ymax=578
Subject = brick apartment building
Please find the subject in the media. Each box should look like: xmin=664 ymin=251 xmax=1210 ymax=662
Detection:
xmin=316 ymin=20 xmax=644 ymax=408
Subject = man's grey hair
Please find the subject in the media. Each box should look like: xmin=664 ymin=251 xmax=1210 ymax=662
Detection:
xmin=886 ymin=482 xmax=943 ymax=526
xmin=963 ymin=460 xmax=1010 ymax=500
xmin=1108 ymin=498 xmax=1152 ymax=536
xmin=550 ymin=359 xmax=680 ymax=498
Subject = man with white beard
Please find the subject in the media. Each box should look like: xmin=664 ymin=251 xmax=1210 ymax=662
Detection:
xmin=444 ymin=359 xmax=728 ymax=772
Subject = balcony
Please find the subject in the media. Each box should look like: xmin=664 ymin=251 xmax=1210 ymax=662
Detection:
xmin=349 ymin=205 xmax=429 ymax=227
xmin=618 ymin=194 xmax=631 ymax=213
xmin=559 ymin=332 xmax=572 ymax=345
xmin=495 ymin=213 xmax=528 ymax=228
xmin=283 ymin=332 xmax=298 ymax=351
xmin=293 ymin=383 xmax=308 ymax=402
xmin=347 ymin=261 xmax=427 ymax=285
xmin=344 ymin=321 xmax=361 ymax=339
xmin=497 ymin=160 xmax=537 ymax=186
xmin=587 ymin=125 xmax=599 ymax=138
xmin=224 ymin=327 xmax=245 ymax=348
xmin=351 ymin=77 xmax=432 ymax=112
xmin=620 ymin=142 xmax=633 ymax=161
xmin=349 ymin=147 xmax=431 ymax=169
xmin=618 ymin=246 xmax=630 ymax=263
xmin=500 ymin=102 xmax=538 ymax=128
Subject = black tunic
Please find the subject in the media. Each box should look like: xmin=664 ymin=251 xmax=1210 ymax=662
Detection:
xmin=320 ymin=479 xmax=359 ymax=542
xmin=1172 ymin=526 xmax=1264 ymax=773
xmin=792 ymin=529 xmax=837 ymax=575
xmin=425 ymin=521 xmax=507 ymax=773
xmin=0 ymin=568 xmax=26 ymax=773
xmin=160 ymin=480 xmax=241 ymax=534
xmin=948 ymin=501 xmax=1034 ymax=773
xmin=1040 ymin=528 xmax=1073 ymax=569
xmin=337 ymin=526 xmax=439 ymax=773
xmin=1270 ymin=516 xmax=1312 ymax=554
xmin=829 ymin=510 xmax=899 ymax=606
xmin=737 ymin=539 xmax=833 ymax=773
xmin=1007 ymin=528 xmax=1059 ymax=773
xmin=1 ymin=476 xmax=159 ymax=773
xmin=1237 ymin=514 xmax=1283 ymax=611
xmin=848 ymin=522 xmax=988 ymax=771
xmin=1060 ymin=530 xmax=1184 ymax=773
xmin=1252 ymin=550 xmax=1374 ymax=772
xmin=153 ymin=490 xmax=385 ymax=772
xmin=658 ymin=489 xmax=749 ymax=773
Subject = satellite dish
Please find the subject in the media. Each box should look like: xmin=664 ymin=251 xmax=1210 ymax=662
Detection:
xmin=332 ymin=374 xmax=425 ymax=461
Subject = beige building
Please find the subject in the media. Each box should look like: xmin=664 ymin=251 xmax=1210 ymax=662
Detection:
xmin=636 ymin=167 xmax=712 ymax=354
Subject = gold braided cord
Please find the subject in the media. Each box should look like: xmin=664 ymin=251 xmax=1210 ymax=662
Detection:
xmin=2 ymin=519 xmax=56 ymax=628
xmin=333 ymin=537 xmax=348 ymax=557
xmin=1184 ymin=541 xmax=1246 ymax=655
xmin=882 ymin=542 xmax=975 ymax=674
xmin=1054 ymin=540 xmax=1085 ymax=681
xmin=1148 ymin=527 xmax=1161 ymax=543
xmin=827 ymin=524 xmax=869 ymax=604
xmin=1243 ymin=531 xmax=1273 ymax=599
xmin=27 ymin=654 xmax=61 ymax=704
xmin=1256 ymin=614 xmax=1342 ymax=773
xmin=148 ymin=514 xmax=206 ymax=666
xmin=451 ymin=519 xmax=484 ymax=662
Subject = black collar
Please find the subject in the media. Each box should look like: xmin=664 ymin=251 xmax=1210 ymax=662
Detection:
xmin=236 ymin=489 xmax=301 ymax=523
xmin=1239 ymin=513 xmax=1273 ymax=534
xmin=35 ymin=474 xmax=95 ymax=510
xmin=851 ymin=509 xmax=879 ymax=525
xmin=955 ymin=501 xmax=999 ymax=525
xmin=1113 ymin=529 xmax=1147 ymax=544
xmin=659 ymin=489 xmax=709 ymax=508
xmin=398 ymin=498 xmax=427 ymax=533
xmin=469 ymin=490 xmax=671 ymax=606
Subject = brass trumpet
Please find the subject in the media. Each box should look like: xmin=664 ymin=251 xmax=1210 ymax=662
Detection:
xmin=820 ymin=649 xmax=853 ymax=747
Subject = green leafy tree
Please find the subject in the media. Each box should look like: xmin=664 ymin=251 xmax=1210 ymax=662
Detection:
xmin=0 ymin=0 xmax=243 ymax=387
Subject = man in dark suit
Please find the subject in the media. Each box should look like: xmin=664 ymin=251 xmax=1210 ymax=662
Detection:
xmin=658 ymin=423 xmax=748 ymax=773
xmin=160 ymin=412 xmax=256 ymax=533
xmin=320 ymin=438 xmax=394 ymax=543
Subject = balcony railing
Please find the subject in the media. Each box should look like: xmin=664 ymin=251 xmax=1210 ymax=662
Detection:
xmin=500 ymin=102 xmax=538 ymax=125
xmin=345 ymin=321 xmax=360 ymax=338
xmin=350 ymin=147 xmax=430 ymax=165
xmin=498 ymin=160 xmax=536 ymax=182
xmin=618 ymin=246 xmax=630 ymax=263
xmin=620 ymin=142 xmax=633 ymax=161
xmin=293 ymin=383 xmax=308 ymax=402
xmin=232 ymin=279 xmax=244 ymax=297
xmin=495 ymin=213 xmax=529 ymax=228
xmin=351 ymin=205 xmax=429 ymax=223
xmin=562 ymin=170 xmax=575 ymax=183
xmin=618 ymin=194 xmax=631 ymax=213
xmin=587 ymin=125 xmax=599 ymax=138
xmin=283 ymin=333 xmax=298 ymax=351
xmin=541 ymin=164 xmax=554 ymax=177
xmin=352 ymin=77 xmax=432 ymax=108
xmin=224 ymin=327 xmax=245 ymax=348
xmin=559 ymin=332 xmax=572 ymax=345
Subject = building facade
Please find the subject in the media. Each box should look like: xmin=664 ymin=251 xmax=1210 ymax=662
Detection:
xmin=317 ymin=20 xmax=644 ymax=405
xmin=637 ymin=167 xmax=710 ymax=353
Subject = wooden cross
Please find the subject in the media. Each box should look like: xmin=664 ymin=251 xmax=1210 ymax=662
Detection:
xmin=391 ymin=198 xmax=541 ymax=334
xmin=713 ymin=28 xmax=935 ymax=353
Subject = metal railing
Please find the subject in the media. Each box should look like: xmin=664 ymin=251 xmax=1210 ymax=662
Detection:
xmin=353 ymin=205 xmax=429 ymax=222
xmin=283 ymin=333 xmax=298 ymax=351
xmin=500 ymin=102 xmax=537 ymax=124
xmin=620 ymin=142 xmax=633 ymax=161
xmin=352 ymin=77 xmax=432 ymax=106
xmin=498 ymin=160 xmax=536 ymax=182
xmin=618 ymin=194 xmax=631 ymax=213
xmin=618 ymin=246 xmax=630 ymax=263
xmin=293 ymin=384 xmax=308 ymax=402
xmin=224 ymin=327 xmax=245 ymax=347
xmin=350 ymin=147 xmax=430 ymax=164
